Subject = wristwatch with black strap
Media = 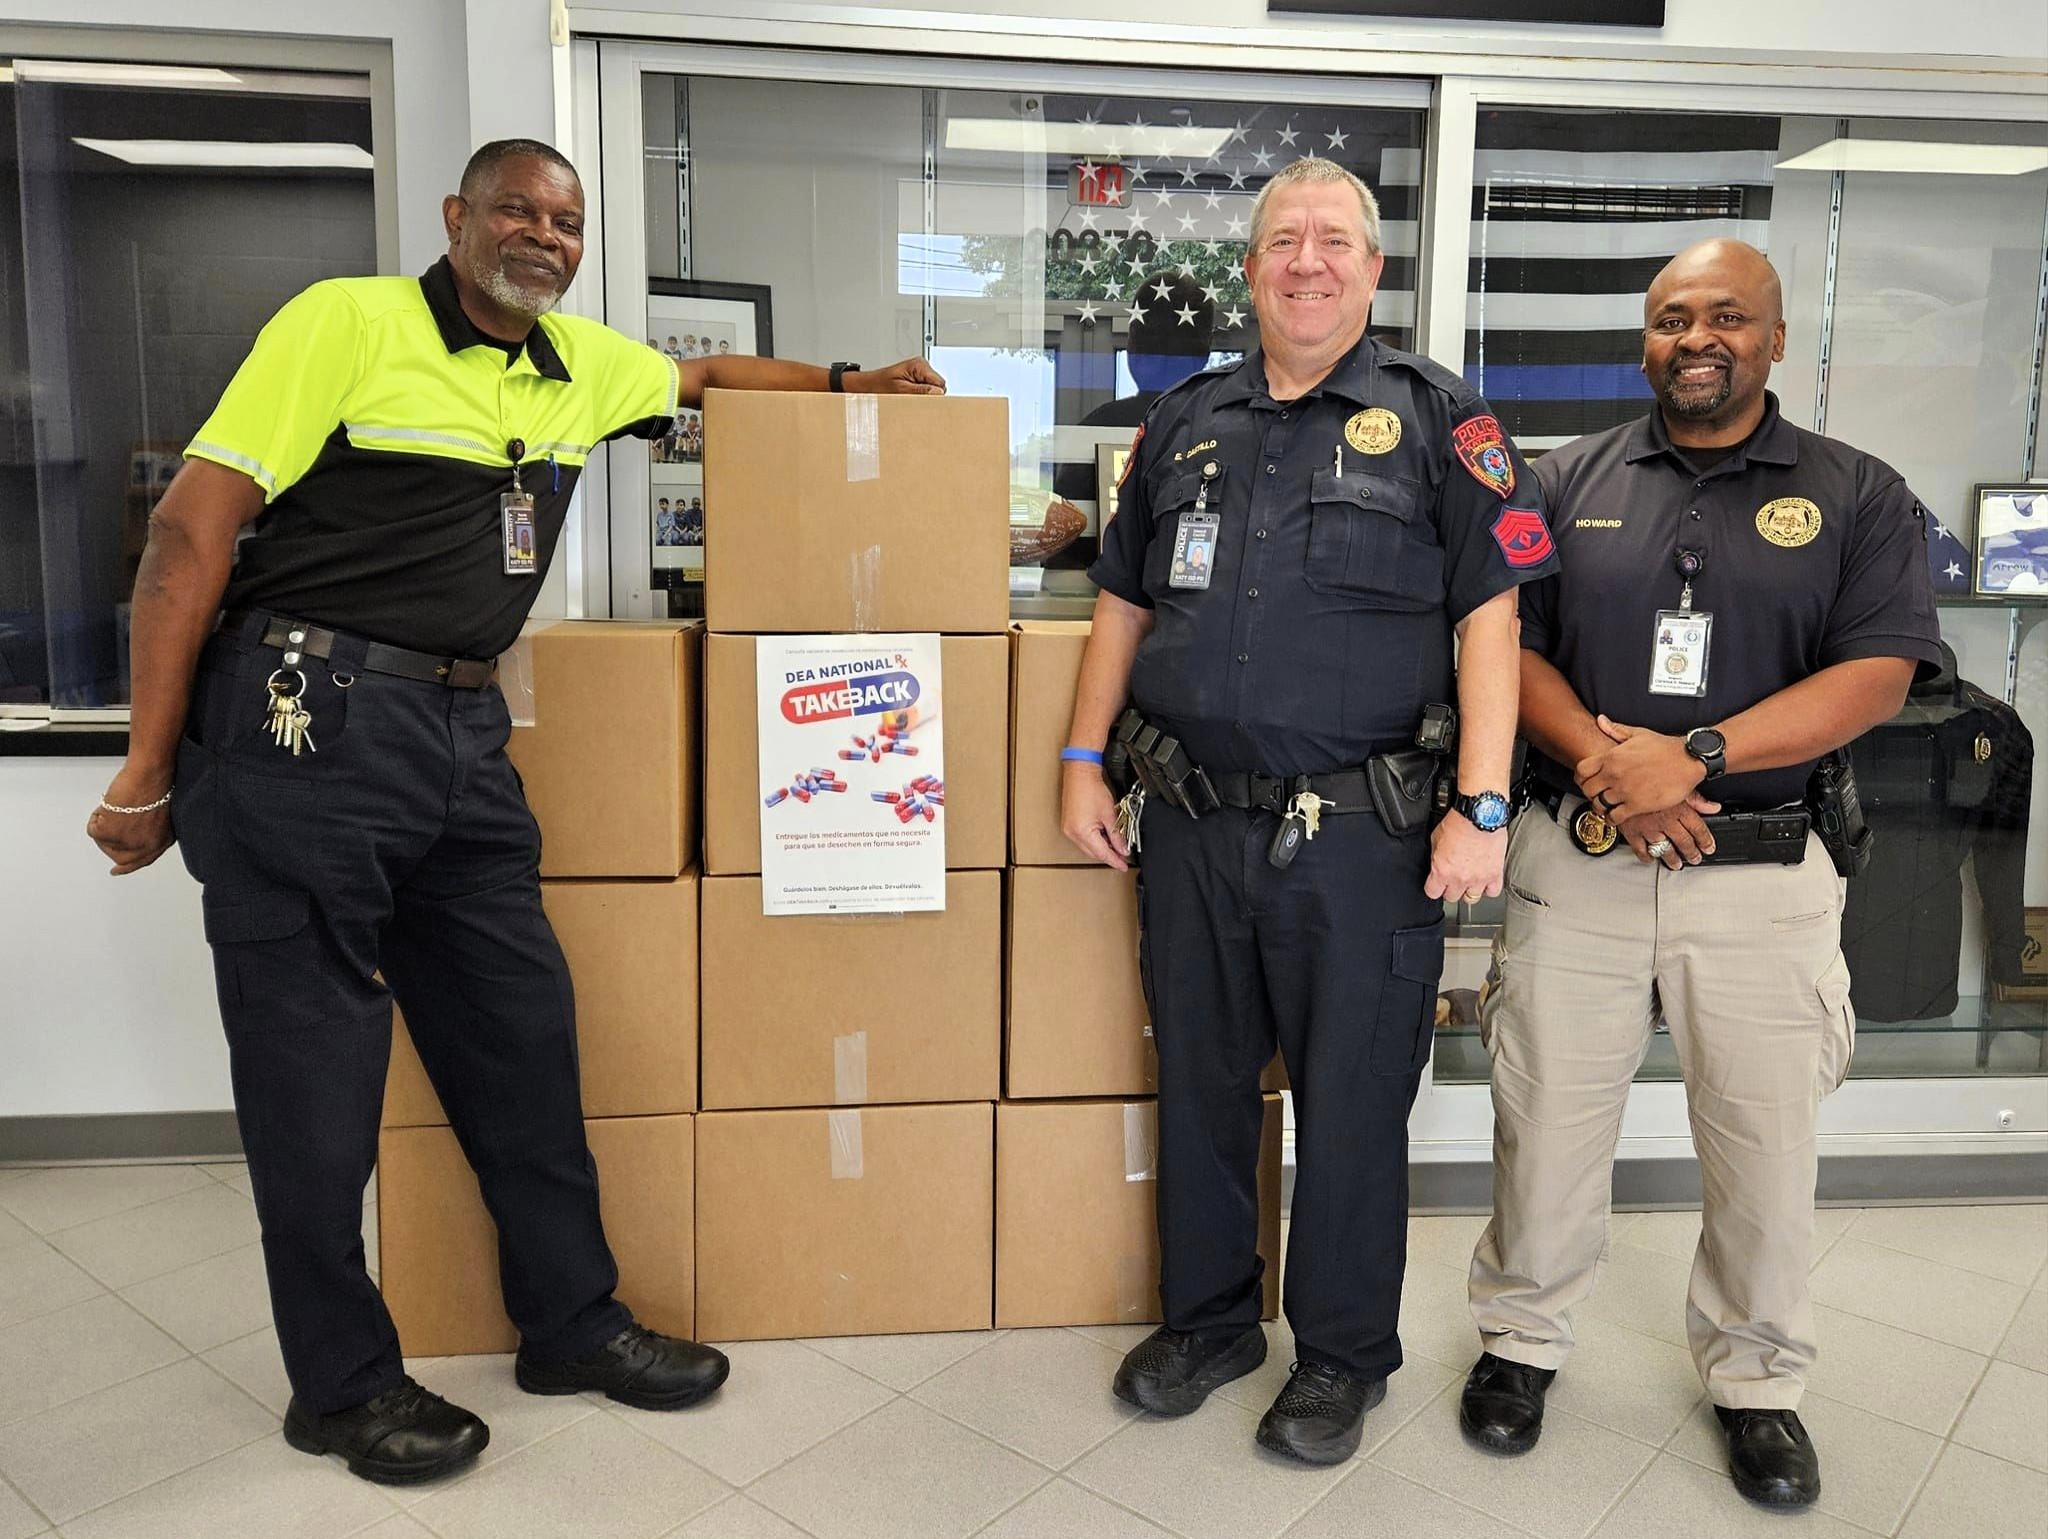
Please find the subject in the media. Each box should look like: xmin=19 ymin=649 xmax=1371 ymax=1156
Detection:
xmin=1685 ymin=726 xmax=1728 ymax=781
xmin=1453 ymin=789 xmax=1512 ymax=833
xmin=828 ymin=361 xmax=861 ymax=393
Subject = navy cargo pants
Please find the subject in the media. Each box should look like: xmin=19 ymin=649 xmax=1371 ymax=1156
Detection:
xmin=1139 ymin=797 xmax=1443 ymax=1379
xmin=172 ymin=612 xmax=629 ymax=1413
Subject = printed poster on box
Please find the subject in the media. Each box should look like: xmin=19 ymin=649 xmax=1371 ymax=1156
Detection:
xmin=756 ymin=634 xmax=947 ymax=915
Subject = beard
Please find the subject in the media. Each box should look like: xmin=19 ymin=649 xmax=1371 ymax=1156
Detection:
xmin=469 ymin=252 xmax=564 ymax=321
xmin=1660 ymin=357 xmax=1735 ymax=419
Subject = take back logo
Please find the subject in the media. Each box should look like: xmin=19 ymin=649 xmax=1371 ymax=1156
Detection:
xmin=779 ymin=653 xmax=922 ymax=723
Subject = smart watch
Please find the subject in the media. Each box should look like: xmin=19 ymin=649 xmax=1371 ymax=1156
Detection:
xmin=1685 ymin=726 xmax=1728 ymax=781
xmin=1454 ymin=789 xmax=1512 ymax=833
xmin=828 ymin=361 xmax=861 ymax=393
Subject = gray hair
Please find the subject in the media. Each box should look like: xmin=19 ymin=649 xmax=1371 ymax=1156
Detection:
xmin=1248 ymin=157 xmax=1382 ymax=256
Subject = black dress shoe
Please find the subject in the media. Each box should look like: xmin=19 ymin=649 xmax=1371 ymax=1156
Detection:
xmin=1112 ymin=1324 xmax=1267 ymax=1416
xmin=1716 ymin=1406 xmax=1821 ymax=1507
xmin=282 ymin=1378 xmax=488 ymax=1486
xmin=1255 ymin=1360 xmax=1387 ymax=1465
xmin=516 ymin=1322 xmax=730 ymax=1411
xmin=1459 ymin=1352 xmax=1557 ymax=1455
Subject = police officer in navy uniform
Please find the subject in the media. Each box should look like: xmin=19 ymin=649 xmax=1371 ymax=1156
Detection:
xmin=85 ymin=139 xmax=942 ymax=1487
xmin=1061 ymin=157 xmax=1557 ymax=1464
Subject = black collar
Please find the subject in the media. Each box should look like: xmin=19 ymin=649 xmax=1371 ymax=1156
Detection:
xmin=1625 ymin=389 xmax=1798 ymax=469
xmin=1214 ymin=331 xmax=1378 ymax=410
xmin=419 ymin=256 xmax=571 ymax=382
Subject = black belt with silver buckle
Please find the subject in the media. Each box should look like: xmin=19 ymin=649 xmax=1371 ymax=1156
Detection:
xmin=219 ymin=610 xmax=495 ymax=690
xmin=1208 ymin=769 xmax=1376 ymax=817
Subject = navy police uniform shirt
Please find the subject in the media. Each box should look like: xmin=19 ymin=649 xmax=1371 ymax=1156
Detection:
xmin=1522 ymin=390 xmax=1943 ymax=809
xmin=1089 ymin=333 xmax=1559 ymax=776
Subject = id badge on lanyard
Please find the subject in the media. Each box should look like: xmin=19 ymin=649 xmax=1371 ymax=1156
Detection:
xmin=1169 ymin=460 xmax=1222 ymax=591
xmin=502 ymin=436 xmax=537 ymax=577
xmin=1649 ymin=548 xmax=1711 ymax=697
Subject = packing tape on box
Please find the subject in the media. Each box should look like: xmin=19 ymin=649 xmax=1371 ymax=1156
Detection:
xmin=828 ymin=1108 xmax=865 ymax=1180
xmin=848 ymin=545 xmax=882 ymax=634
xmin=843 ymin=393 xmax=880 ymax=482
xmin=1123 ymin=1101 xmax=1158 ymax=1183
xmin=833 ymin=1030 xmax=869 ymax=1104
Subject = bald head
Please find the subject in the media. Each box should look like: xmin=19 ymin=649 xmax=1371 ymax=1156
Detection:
xmin=1641 ymin=238 xmax=1788 ymax=442
xmin=1646 ymin=240 xmax=1783 ymax=328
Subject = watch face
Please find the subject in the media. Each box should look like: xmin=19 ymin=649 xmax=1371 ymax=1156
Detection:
xmin=1689 ymin=728 xmax=1725 ymax=756
xmin=1470 ymin=792 xmax=1511 ymax=831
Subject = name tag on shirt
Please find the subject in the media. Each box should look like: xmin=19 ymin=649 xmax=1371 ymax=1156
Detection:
xmin=1648 ymin=608 xmax=1712 ymax=696
xmin=502 ymin=492 xmax=538 ymax=577
xmin=1169 ymin=509 xmax=1219 ymax=590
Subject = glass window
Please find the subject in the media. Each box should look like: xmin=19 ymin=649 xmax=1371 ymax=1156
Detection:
xmin=632 ymin=74 xmax=1425 ymax=618
xmin=0 ymin=60 xmax=376 ymax=711
xmin=1445 ymin=105 xmax=2048 ymax=1086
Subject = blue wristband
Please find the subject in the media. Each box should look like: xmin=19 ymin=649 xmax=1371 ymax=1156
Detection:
xmin=1061 ymin=747 xmax=1105 ymax=765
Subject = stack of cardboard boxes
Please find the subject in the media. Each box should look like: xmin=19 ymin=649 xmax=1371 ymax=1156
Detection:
xmin=999 ymin=623 xmax=1283 ymax=1328
xmin=379 ymin=621 xmax=704 ymax=1352
xmin=693 ymin=391 xmax=1012 ymax=1340
xmin=376 ymin=392 xmax=1285 ymax=1353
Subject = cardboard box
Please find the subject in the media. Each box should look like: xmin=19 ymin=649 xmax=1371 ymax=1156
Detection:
xmin=703 ymin=391 xmax=1010 ymax=634
xmin=378 ymin=1114 xmax=695 ymax=1356
xmin=1006 ymin=865 xmax=1155 ymax=1099
xmin=995 ymin=1095 xmax=1283 ymax=1329
xmin=382 ymin=874 xmax=699 ymax=1127
xmin=1005 ymin=864 xmax=1286 ymax=1097
xmin=702 ymin=631 xmax=1008 ymax=876
xmin=700 ymin=871 xmax=1000 ymax=1108
xmin=508 ymin=622 xmax=701 ymax=878
xmin=1009 ymin=620 xmax=1093 ymax=866
xmin=1993 ymin=906 xmax=2048 ymax=1002
xmin=695 ymin=1102 xmax=994 ymax=1341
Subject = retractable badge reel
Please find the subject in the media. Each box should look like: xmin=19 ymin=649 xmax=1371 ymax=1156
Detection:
xmin=1649 ymin=547 xmax=1712 ymax=697
xmin=1169 ymin=460 xmax=1222 ymax=590
xmin=502 ymin=436 xmax=537 ymax=577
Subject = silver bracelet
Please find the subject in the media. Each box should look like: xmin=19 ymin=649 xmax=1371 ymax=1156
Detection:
xmin=97 ymin=790 xmax=173 ymax=816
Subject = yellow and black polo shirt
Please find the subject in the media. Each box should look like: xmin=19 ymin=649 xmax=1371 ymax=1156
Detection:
xmin=188 ymin=256 xmax=678 ymax=658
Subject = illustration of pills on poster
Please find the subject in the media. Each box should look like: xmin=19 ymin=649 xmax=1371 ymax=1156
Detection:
xmin=755 ymin=633 xmax=946 ymax=915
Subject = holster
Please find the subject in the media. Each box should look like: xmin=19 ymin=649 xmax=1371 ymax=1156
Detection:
xmin=1366 ymin=748 xmax=1448 ymax=835
xmin=1806 ymin=749 xmax=1874 ymax=878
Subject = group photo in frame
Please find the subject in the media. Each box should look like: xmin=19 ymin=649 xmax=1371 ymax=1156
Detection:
xmin=646 ymin=278 xmax=772 ymax=583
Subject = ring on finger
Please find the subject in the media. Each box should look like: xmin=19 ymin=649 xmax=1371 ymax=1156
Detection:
xmin=1595 ymin=790 xmax=1618 ymax=812
xmin=1645 ymin=837 xmax=1674 ymax=859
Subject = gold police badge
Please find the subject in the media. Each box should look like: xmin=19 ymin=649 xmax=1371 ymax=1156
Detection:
xmin=1345 ymin=407 xmax=1402 ymax=455
xmin=1975 ymin=733 xmax=1993 ymax=764
xmin=1756 ymin=497 xmax=1823 ymax=548
xmin=1571 ymin=805 xmax=1619 ymax=856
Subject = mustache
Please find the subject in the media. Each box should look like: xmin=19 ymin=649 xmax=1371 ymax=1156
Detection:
xmin=1665 ymin=350 xmax=1733 ymax=376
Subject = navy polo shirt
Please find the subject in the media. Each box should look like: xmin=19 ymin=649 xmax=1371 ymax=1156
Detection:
xmin=1090 ymin=333 xmax=1559 ymax=776
xmin=1522 ymin=391 xmax=1943 ymax=809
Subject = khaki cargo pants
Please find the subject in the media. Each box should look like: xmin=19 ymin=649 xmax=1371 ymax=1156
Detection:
xmin=1468 ymin=798 xmax=1855 ymax=1409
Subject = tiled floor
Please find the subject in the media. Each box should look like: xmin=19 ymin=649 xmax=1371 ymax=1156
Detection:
xmin=0 ymin=1164 xmax=2043 ymax=1538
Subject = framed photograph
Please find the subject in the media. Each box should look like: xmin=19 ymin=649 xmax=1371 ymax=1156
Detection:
xmin=1971 ymin=483 xmax=2048 ymax=599
xmin=646 ymin=280 xmax=770 ymax=586
xmin=1096 ymin=442 xmax=1132 ymax=526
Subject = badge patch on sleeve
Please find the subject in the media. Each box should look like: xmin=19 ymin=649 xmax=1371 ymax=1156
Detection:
xmin=1453 ymin=415 xmax=1517 ymax=498
xmin=1491 ymin=506 xmax=1554 ymax=568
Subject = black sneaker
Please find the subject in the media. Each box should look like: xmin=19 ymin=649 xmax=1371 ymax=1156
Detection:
xmin=1254 ymin=1360 xmax=1386 ymax=1465
xmin=282 ymin=1377 xmax=488 ymax=1486
xmin=516 ymin=1323 xmax=730 ymax=1411
xmin=1716 ymin=1406 xmax=1821 ymax=1507
xmin=1459 ymin=1352 xmax=1557 ymax=1455
xmin=1112 ymin=1324 xmax=1267 ymax=1416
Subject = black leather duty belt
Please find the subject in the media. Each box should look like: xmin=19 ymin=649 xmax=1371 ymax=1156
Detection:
xmin=219 ymin=610 xmax=495 ymax=690
xmin=1207 ymin=769 xmax=1376 ymax=817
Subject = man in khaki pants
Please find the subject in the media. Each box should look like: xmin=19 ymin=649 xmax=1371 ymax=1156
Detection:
xmin=1462 ymin=241 xmax=1941 ymax=1508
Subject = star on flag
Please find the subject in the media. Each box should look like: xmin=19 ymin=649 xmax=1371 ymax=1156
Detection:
xmin=1078 ymin=301 xmax=1100 ymax=324
xmin=1222 ymin=307 xmax=1246 ymax=327
xmin=1326 ymin=127 xmax=1349 ymax=149
xmin=1945 ymin=561 xmax=1965 ymax=579
xmin=1175 ymin=303 xmax=1199 ymax=326
xmin=1128 ymin=300 xmax=1149 ymax=325
xmin=1277 ymin=123 xmax=1299 ymax=146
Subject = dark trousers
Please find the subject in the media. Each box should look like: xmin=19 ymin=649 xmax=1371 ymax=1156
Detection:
xmin=172 ymin=616 xmax=629 ymax=1413
xmin=1138 ymin=799 xmax=1441 ymax=1379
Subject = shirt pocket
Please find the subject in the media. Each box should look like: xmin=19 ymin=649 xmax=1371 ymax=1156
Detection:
xmin=1303 ymin=467 xmax=1443 ymax=611
xmin=1141 ymin=468 xmax=1210 ymax=597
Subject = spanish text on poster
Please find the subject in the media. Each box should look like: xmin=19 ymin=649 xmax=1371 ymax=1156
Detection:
xmin=756 ymin=633 xmax=947 ymax=915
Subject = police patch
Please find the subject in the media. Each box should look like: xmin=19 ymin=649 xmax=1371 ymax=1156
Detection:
xmin=1756 ymin=496 xmax=1822 ymax=548
xmin=1491 ymin=506 xmax=1555 ymax=568
xmin=1453 ymin=415 xmax=1516 ymax=498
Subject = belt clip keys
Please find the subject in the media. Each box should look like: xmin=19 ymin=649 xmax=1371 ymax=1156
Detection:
xmin=1115 ymin=785 xmax=1145 ymax=857
xmin=264 ymin=628 xmax=315 ymax=757
xmin=1267 ymin=783 xmax=1330 ymax=869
